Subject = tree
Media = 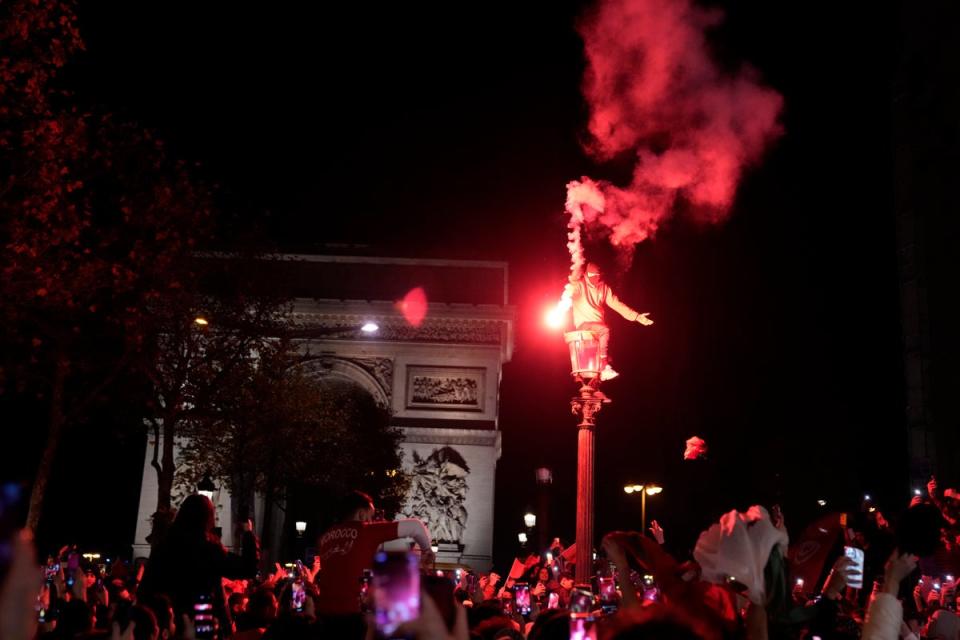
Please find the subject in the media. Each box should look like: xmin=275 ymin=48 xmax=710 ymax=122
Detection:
xmin=0 ymin=0 xmax=216 ymax=530
xmin=134 ymin=255 xmax=290 ymax=545
xmin=176 ymin=336 xmax=409 ymax=550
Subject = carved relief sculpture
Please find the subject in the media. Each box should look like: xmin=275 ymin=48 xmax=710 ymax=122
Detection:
xmin=401 ymin=446 xmax=470 ymax=543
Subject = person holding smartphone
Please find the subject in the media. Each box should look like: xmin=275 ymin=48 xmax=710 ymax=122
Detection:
xmin=316 ymin=490 xmax=433 ymax=620
xmin=138 ymin=494 xmax=260 ymax=635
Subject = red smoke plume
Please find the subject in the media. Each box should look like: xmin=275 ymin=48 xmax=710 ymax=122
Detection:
xmin=564 ymin=0 xmax=783 ymax=275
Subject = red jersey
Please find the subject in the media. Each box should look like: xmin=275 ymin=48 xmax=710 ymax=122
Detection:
xmin=316 ymin=520 xmax=399 ymax=615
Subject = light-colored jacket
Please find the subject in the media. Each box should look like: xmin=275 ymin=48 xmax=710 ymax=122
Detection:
xmin=568 ymin=279 xmax=640 ymax=326
xmin=862 ymin=593 xmax=903 ymax=640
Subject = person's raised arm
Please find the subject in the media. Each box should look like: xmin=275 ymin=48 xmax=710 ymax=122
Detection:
xmin=602 ymin=534 xmax=639 ymax=609
xmin=397 ymin=519 xmax=432 ymax=552
xmin=862 ymin=550 xmax=918 ymax=640
xmin=218 ymin=519 xmax=260 ymax=580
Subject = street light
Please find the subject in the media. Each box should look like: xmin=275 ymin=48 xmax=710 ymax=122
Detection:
xmin=518 ymin=532 xmax=528 ymax=544
xmin=623 ymin=483 xmax=663 ymax=534
xmin=295 ymin=521 xmax=307 ymax=537
xmin=361 ymin=322 xmax=379 ymax=333
xmin=197 ymin=474 xmax=216 ymax=501
xmin=524 ymin=512 xmax=537 ymax=528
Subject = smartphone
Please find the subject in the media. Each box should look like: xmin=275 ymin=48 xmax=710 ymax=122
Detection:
xmin=359 ymin=570 xmax=373 ymax=614
xmin=372 ymin=550 xmax=420 ymax=638
xmin=65 ymin=552 xmax=80 ymax=587
xmin=291 ymin=580 xmax=306 ymax=612
xmin=547 ymin=591 xmax=560 ymax=609
xmin=464 ymin=572 xmax=478 ymax=595
xmin=843 ymin=546 xmax=865 ymax=589
xmin=193 ymin=594 xmax=215 ymax=640
xmin=570 ymin=612 xmax=598 ymax=640
xmin=598 ymin=575 xmax=618 ymax=613
xmin=44 ymin=559 xmax=60 ymax=583
xmin=514 ymin=583 xmax=531 ymax=616
xmin=570 ymin=587 xmax=594 ymax=614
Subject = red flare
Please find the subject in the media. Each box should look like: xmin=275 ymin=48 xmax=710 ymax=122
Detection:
xmin=398 ymin=287 xmax=428 ymax=327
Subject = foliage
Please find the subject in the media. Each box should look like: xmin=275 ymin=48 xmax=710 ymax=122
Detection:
xmin=176 ymin=338 xmax=409 ymax=525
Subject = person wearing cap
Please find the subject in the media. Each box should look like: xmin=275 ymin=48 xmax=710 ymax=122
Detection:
xmin=564 ymin=262 xmax=653 ymax=380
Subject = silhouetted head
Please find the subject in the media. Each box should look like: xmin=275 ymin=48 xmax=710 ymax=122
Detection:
xmin=170 ymin=494 xmax=216 ymax=541
xmin=338 ymin=490 xmax=375 ymax=523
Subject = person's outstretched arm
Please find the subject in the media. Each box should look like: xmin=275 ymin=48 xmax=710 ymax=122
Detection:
xmin=397 ymin=518 xmax=432 ymax=551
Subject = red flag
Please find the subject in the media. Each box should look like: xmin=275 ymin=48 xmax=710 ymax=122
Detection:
xmin=788 ymin=513 xmax=843 ymax=589
xmin=560 ymin=543 xmax=577 ymax=563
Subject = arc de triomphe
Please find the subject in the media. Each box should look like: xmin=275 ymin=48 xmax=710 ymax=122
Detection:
xmin=131 ymin=254 xmax=514 ymax=571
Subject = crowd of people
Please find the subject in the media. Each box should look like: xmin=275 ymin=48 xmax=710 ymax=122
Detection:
xmin=3 ymin=481 xmax=960 ymax=640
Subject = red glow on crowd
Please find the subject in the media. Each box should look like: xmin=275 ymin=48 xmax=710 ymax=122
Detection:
xmin=398 ymin=287 xmax=428 ymax=327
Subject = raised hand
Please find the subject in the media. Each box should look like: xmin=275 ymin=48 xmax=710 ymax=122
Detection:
xmin=882 ymin=550 xmax=918 ymax=595
xmin=822 ymin=556 xmax=860 ymax=600
xmin=637 ymin=313 xmax=654 ymax=326
xmin=649 ymin=520 xmax=665 ymax=545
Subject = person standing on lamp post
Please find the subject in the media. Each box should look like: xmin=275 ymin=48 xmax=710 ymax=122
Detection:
xmin=564 ymin=262 xmax=654 ymax=381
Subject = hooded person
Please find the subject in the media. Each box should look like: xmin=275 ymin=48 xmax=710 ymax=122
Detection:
xmin=563 ymin=262 xmax=653 ymax=380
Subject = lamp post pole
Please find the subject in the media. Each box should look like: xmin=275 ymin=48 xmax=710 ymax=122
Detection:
xmin=564 ymin=330 xmax=608 ymax=586
xmin=642 ymin=490 xmax=647 ymax=534
xmin=571 ymin=380 xmax=604 ymax=585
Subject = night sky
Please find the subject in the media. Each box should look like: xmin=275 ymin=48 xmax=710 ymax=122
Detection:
xmin=32 ymin=0 xmax=910 ymax=564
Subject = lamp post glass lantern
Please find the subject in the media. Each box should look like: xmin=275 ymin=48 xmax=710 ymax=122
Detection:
xmin=518 ymin=532 xmax=528 ymax=544
xmin=524 ymin=512 xmax=537 ymax=528
xmin=295 ymin=521 xmax=307 ymax=537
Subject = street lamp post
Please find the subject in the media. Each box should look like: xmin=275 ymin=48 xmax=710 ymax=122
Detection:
xmin=564 ymin=330 xmax=609 ymax=584
xmin=624 ymin=484 xmax=662 ymax=533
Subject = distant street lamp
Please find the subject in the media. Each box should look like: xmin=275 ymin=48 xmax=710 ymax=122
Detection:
xmin=295 ymin=521 xmax=307 ymax=537
xmin=524 ymin=512 xmax=537 ymax=529
xmin=197 ymin=474 xmax=216 ymax=501
xmin=518 ymin=532 xmax=528 ymax=544
xmin=361 ymin=322 xmax=379 ymax=333
xmin=623 ymin=483 xmax=663 ymax=533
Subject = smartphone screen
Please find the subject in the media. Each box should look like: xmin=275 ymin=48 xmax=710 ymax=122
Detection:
xmin=843 ymin=546 xmax=865 ymax=589
xmin=291 ymin=580 xmax=306 ymax=612
xmin=569 ymin=588 xmax=593 ymax=614
xmin=464 ymin=572 xmax=478 ymax=594
xmin=193 ymin=594 xmax=215 ymax=640
xmin=547 ymin=591 xmax=560 ymax=609
xmin=570 ymin=612 xmax=598 ymax=640
xmin=44 ymin=560 xmax=60 ymax=582
xmin=514 ymin=583 xmax=531 ymax=616
xmin=373 ymin=550 xmax=420 ymax=638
